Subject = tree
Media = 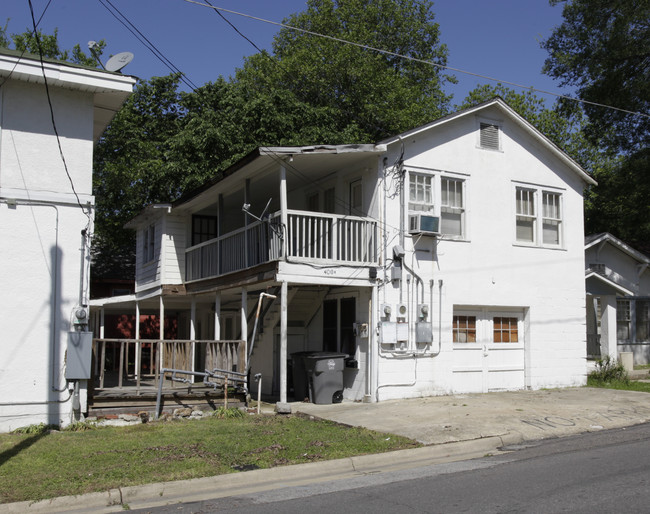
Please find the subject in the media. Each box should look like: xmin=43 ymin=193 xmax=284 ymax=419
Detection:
xmin=542 ymin=0 xmax=650 ymax=154
xmin=238 ymin=0 xmax=455 ymax=142
xmin=542 ymin=0 xmax=650 ymax=253
xmin=0 ymin=22 xmax=104 ymax=67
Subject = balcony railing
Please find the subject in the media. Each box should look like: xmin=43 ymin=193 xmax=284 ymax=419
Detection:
xmin=185 ymin=210 xmax=377 ymax=282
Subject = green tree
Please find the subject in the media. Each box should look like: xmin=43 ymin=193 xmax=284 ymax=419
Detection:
xmin=0 ymin=22 xmax=104 ymax=67
xmin=541 ymin=0 xmax=649 ymax=154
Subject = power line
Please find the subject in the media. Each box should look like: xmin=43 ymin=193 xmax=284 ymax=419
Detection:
xmin=97 ymin=0 xmax=200 ymax=91
xmin=184 ymin=0 xmax=650 ymax=121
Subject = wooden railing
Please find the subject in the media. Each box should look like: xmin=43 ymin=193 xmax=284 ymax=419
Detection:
xmin=93 ymin=338 xmax=246 ymax=393
xmin=185 ymin=210 xmax=377 ymax=281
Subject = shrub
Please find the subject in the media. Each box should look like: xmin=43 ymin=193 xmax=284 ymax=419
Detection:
xmin=589 ymin=356 xmax=629 ymax=383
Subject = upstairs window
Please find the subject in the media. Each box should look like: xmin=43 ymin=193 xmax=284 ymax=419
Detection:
xmin=143 ymin=224 xmax=155 ymax=264
xmin=542 ymin=192 xmax=562 ymax=245
xmin=324 ymin=187 xmax=336 ymax=214
xmin=516 ymin=188 xmax=536 ymax=243
xmin=515 ymin=185 xmax=563 ymax=247
xmin=441 ymin=177 xmax=464 ymax=237
xmin=192 ymin=215 xmax=218 ymax=246
xmin=479 ymin=122 xmax=500 ymax=150
xmin=409 ymin=173 xmax=433 ymax=213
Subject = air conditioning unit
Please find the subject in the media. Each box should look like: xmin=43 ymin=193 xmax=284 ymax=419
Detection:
xmin=408 ymin=214 xmax=440 ymax=236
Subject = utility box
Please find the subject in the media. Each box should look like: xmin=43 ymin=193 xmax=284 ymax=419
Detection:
xmin=416 ymin=322 xmax=433 ymax=344
xmin=305 ymin=352 xmax=346 ymax=404
xmin=65 ymin=331 xmax=93 ymax=380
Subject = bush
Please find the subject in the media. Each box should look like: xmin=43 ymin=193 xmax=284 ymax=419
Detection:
xmin=589 ymin=356 xmax=629 ymax=383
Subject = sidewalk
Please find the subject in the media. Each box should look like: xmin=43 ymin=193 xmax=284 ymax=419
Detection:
xmin=2 ymin=387 xmax=650 ymax=513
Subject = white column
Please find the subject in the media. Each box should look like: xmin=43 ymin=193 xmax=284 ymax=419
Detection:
xmin=214 ymin=292 xmax=221 ymax=340
xmin=159 ymin=296 xmax=165 ymax=374
xmin=241 ymin=287 xmax=248 ymax=343
xmin=100 ymin=307 xmax=105 ymax=339
xmin=280 ymin=280 xmax=288 ymax=404
xmin=280 ymin=164 xmax=288 ymax=257
xmin=600 ymin=295 xmax=618 ymax=360
xmin=190 ymin=295 xmax=196 ymax=380
xmin=134 ymin=301 xmax=140 ymax=380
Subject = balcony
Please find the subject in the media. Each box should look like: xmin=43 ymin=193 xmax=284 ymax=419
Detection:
xmin=185 ymin=209 xmax=378 ymax=282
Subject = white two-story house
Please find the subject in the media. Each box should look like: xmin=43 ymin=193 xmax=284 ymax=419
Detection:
xmin=94 ymin=98 xmax=595 ymax=409
xmin=0 ymin=48 xmax=134 ymax=431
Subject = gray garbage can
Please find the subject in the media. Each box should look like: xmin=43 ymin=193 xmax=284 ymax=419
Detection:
xmin=305 ymin=352 xmax=346 ymax=404
xmin=291 ymin=351 xmax=315 ymax=401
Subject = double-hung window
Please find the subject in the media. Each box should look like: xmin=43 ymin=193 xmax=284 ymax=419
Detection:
xmin=441 ymin=177 xmax=464 ymax=237
xmin=515 ymin=185 xmax=563 ymax=247
xmin=142 ymin=224 xmax=155 ymax=264
xmin=408 ymin=173 xmax=433 ymax=213
xmin=409 ymin=171 xmax=467 ymax=238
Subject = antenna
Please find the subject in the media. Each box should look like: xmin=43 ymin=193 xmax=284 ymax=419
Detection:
xmin=87 ymin=41 xmax=134 ymax=73
xmin=105 ymin=52 xmax=134 ymax=73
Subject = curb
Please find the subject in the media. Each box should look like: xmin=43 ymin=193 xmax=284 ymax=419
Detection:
xmin=0 ymin=435 xmax=515 ymax=513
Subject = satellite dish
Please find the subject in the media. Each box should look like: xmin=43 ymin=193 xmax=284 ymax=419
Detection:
xmin=105 ymin=52 xmax=134 ymax=72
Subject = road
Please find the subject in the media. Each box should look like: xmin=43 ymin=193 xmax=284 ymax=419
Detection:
xmin=134 ymin=422 xmax=650 ymax=513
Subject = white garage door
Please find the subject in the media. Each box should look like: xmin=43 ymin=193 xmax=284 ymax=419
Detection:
xmin=451 ymin=308 xmax=526 ymax=393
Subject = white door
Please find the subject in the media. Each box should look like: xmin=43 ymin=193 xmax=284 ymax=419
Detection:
xmin=452 ymin=309 xmax=525 ymax=393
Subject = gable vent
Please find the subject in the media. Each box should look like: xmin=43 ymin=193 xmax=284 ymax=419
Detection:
xmin=480 ymin=122 xmax=500 ymax=150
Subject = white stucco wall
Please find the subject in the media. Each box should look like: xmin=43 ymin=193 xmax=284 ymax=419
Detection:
xmin=374 ymin=105 xmax=588 ymax=400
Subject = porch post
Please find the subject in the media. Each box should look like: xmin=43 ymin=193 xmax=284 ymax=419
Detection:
xmin=159 ymin=296 xmax=165 ymax=382
xmin=244 ymin=179 xmax=250 ymax=268
xmin=280 ymin=164 xmax=288 ymax=257
xmin=601 ymin=295 xmax=618 ymax=360
xmin=214 ymin=292 xmax=221 ymax=340
xmin=241 ymin=287 xmax=248 ymax=344
xmin=280 ymin=280 xmax=288 ymax=405
xmin=191 ymin=295 xmax=196 ymax=381
xmin=135 ymin=301 xmax=140 ymax=382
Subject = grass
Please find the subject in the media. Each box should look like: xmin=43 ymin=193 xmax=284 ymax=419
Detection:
xmin=0 ymin=412 xmax=420 ymax=504
xmin=587 ymin=376 xmax=650 ymax=393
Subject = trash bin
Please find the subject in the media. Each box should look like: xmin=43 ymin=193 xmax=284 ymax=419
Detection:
xmin=305 ymin=352 xmax=347 ymax=404
xmin=291 ymin=351 xmax=315 ymax=401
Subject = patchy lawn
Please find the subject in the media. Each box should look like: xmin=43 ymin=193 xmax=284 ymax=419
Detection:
xmin=0 ymin=412 xmax=419 ymax=504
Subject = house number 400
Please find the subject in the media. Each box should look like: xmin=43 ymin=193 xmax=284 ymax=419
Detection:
xmin=324 ymin=269 xmax=336 ymax=275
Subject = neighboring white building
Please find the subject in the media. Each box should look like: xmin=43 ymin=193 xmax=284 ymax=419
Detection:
xmin=0 ymin=48 xmax=134 ymax=431
xmin=585 ymin=233 xmax=650 ymax=365
xmin=93 ymin=98 xmax=595 ymax=409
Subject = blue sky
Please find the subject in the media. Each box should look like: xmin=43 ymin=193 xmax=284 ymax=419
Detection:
xmin=4 ymin=0 xmax=571 ymax=105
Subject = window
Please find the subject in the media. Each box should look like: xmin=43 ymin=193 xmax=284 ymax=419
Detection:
xmin=409 ymin=173 xmax=433 ymax=213
xmin=636 ymin=301 xmax=650 ymax=342
xmin=617 ymin=300 xmax=631 ymax=340
xmin=192 ymin=215 xmax=217 ymax=246
xmin=307 ymin=192 xmax=319 ymax=212
xmin=479 ymin=122 xmax=500 ymax=150
xmin=453 ymin=309 xmax=524 ymax=345
xmin=323 ymin=297 xmax=356 ymax=355
xmin=142 ymin=224 xmax=155 ymax=263
xmin=493 ymin=317 xmax=519 ymax=342
xmin=324 ymin=188 xmax=336 ymax=214
xmin=542 ymin=192 xmax=561 ymax=245
xmin=515 ymin=185 xmax=563 ymax=247
xmin=516 ymin=188 xmax=536 ymax=242
xmin=453 ymin=315 xmax=476 ymax=343
xmin=349 ymin=180 xmax=362 ymax=215
xmin=441 ymin=177 xmax=464 ymax=237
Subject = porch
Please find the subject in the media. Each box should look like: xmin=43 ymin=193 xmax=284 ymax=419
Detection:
xmin=89 ymin=338 xmax=247 ymax=416
xmin=185 ymin=209 xmax=378 ymax=282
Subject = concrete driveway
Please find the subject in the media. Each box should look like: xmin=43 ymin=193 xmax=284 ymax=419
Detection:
xmin=293 ymin=387 xmax=650 ymax=445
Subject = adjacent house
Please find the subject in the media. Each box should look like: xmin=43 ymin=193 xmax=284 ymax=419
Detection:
xmin=585 ymin=233 xmax=650 ymax=365
xmin=0 ymin=48 xmax=134 ymax=431
xmin=92 ymin=98 xmax=595 ymax=410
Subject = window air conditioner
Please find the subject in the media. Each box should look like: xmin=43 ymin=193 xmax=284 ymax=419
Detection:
xmin=408 ymin=214 xmax=440 ymax=236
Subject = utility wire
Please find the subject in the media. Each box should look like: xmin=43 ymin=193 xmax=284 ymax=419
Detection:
xmin=97 ymin=0 xmax=200 ymax=91
xmin=27 ymin=0 xmax=91 ymax=226
xmin=184 ymin=0 xmax=649 ymax=120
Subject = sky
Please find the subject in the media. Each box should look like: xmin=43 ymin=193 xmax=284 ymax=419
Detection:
xmin=3 ymin=0 xmax=571 ymax=105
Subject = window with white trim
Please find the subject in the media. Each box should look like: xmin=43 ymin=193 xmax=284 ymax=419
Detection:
xmin=142 ymin=224 xmax=155 ymax=264
xmin=441 ymin=177 xmax=464 ymax=237
xmin=617 ymin=299 xmax=631 ymax=341
xmin=515 ymin=185 xmax=563 ymax=247
xmin=409 ymin=171 xmax=467 ymax=238
xmin=453 ymin=308 xmax=524 ymax=345
xmin=408 ymin=173 xmax=433 ymax=213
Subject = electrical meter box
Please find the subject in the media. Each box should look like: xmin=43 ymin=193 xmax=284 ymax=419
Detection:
xmin=65 ymin=331 xmax=93 ymax=380
xmin=416 ymin=322 xmax=433 ymax=344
